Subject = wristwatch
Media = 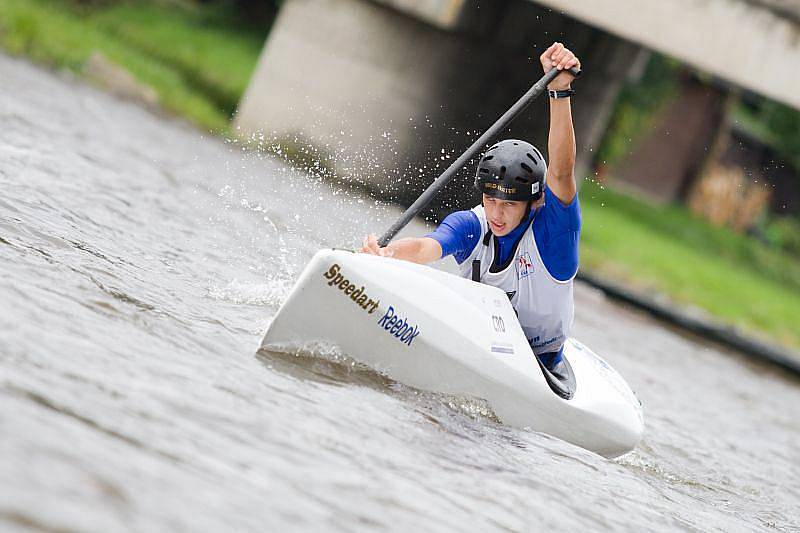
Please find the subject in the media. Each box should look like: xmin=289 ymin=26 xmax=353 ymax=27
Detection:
xmin=548 ymin=88 xmax=575 ymax=99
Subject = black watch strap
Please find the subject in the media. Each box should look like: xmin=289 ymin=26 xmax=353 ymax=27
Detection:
xmin=548 ymin=88 xmax=575 ymax=99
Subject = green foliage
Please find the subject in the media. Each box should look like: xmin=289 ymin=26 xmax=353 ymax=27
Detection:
xmin=759 ymin=101 xmax=800 ymax=160
xmin=581 ymin=179 xmax=800 ymax=348
xmin=732 ymin=98 xmax=800 ymax=171
xmin=762 ymin=216 xmax=800 ymax=257
xmin=595 ymin=54 xmax=679 ymax=169
xmin=195 ymin=0 xmax=283 ymax=29
xmin=90 ymin=2 xmax=267 ymax=118
xmin=0 ymin=0 xmax=272 ymax=132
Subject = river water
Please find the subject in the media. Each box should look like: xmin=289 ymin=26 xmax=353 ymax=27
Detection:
xmin=1 ymin=54 xmax=798 ymax=532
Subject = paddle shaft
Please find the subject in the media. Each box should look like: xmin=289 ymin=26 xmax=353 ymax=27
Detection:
xmin=378 ymin=66 xmax=580 ymax=247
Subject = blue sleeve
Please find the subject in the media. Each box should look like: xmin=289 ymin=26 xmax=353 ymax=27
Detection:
xmin=426 ymin=210 xmax=481 ymax=264
xmin=533 ymin=188 xmax=581 ymax=281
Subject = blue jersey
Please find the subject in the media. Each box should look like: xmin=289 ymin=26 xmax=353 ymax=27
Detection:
xmin=426 ymin=187 xmax=581 ymax=282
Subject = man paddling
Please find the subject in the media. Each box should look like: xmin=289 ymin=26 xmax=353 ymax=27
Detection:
xmin=361 ymin=42 xmax=580 ymax=378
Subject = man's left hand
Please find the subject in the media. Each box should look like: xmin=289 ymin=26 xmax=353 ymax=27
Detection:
xmin=540 ymin=42 xmax=580 ymax=91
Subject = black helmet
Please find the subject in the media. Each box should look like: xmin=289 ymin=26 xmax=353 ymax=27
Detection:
xmin=474 ymin=139 xmax=547 ymax=201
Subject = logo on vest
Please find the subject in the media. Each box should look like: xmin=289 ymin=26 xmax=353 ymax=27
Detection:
xmin=529 ymin=334 xmax=564 ymax=349
xmin=516 ymin=252 xmax=534 ymax=279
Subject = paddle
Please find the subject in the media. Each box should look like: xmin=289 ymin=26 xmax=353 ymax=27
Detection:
xmin=378 ymin=66 xmax=581 ymax=247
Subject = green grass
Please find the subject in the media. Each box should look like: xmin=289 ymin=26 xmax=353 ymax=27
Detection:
xmin=0 ymin=0 xmax=268 ymax=133
xmin=581 ymin=179 xmax=800 ymax=349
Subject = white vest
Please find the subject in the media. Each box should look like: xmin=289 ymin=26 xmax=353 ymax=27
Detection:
xmin=458 ymin=205 xmax=575 ymax=355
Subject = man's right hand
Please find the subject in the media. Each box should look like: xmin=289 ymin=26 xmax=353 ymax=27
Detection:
xmin=361 ymin=234 xmax=395 ymax=257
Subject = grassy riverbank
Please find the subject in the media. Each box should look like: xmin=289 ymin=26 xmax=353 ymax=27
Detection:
xmin=581 ymin=180 xmax=800 ymax=349
xmin=0 ymin=0 xmax=269 ymax=132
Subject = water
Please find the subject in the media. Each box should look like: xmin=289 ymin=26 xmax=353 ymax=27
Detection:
xmin=1 ymin=54 xmax=799 ymax=532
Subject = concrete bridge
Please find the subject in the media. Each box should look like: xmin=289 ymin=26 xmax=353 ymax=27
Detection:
xmin=234 ymin=0 xmax=800 ymax=210
xmin=530 ymin=0 xmax=800 ymax=110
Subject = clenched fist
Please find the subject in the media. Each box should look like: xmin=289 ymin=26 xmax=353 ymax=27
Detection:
xmin=540 ymin=42 xmax=580 ymax=91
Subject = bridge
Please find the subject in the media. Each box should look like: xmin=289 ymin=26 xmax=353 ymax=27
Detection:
xmin=234 ymin=0 xmax=800 ymax=207
xmin=525 ymin=0 xmax=800 ymax=110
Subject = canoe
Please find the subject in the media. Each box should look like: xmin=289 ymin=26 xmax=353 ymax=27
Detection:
xmin=262 ymin=249 xmax=644 ymax=458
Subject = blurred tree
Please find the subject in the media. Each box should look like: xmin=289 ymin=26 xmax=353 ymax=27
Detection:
xmin=729 ymin=92 xmax=800 ymax=172
xmin=754 ymin=100 xmax=800 ymax=170
xmin=594 ymin=54 xmax=679 ymax=171
xmin=68 ymin=0 xmax=282 ymax=29
xmin=763 ymin=215 xmax=800 ymax=257
xmin=196 ymin=0 xmax=282 ymax=28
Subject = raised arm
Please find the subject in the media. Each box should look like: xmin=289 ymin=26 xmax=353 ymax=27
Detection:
xmin=361 ymin=234 xmax=442 ymax=265
xmin=540 ymin=42 xmax=580 ymax=204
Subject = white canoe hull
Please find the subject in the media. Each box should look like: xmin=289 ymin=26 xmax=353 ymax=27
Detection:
xmin=262 ymin=249 xmax=644 ymax=458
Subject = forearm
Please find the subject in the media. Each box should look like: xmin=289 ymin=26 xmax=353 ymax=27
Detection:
xmin=539 ymin=41 xmax=579 ymax=204
xmin=547 ymin=97 xmax=577 ymax=203
xmin=383 ymin=237 xmax=442 ymax=264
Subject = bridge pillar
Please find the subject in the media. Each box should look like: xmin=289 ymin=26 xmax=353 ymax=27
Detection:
xmin=235 ymin=0 xmax=641 ymax=212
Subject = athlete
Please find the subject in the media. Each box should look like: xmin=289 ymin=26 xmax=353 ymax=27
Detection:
xmin=361 ymin=42 xmax=580 ymax=378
